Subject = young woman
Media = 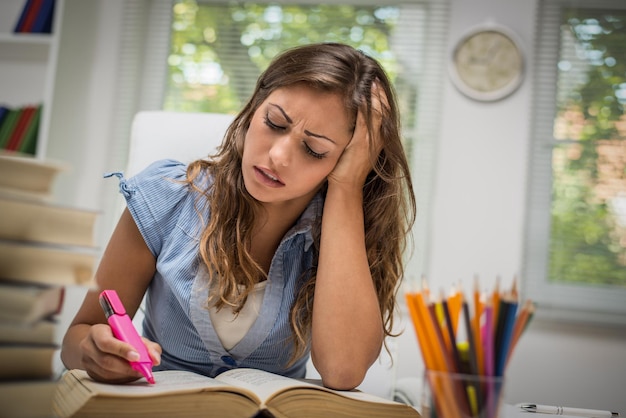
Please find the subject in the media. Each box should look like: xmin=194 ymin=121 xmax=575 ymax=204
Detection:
xmin=61 ymin=42 xmax=416 ymax=391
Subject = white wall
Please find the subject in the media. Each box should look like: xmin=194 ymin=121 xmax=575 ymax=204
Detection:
xmin=50 ymin=0 xmax=626 ymax=414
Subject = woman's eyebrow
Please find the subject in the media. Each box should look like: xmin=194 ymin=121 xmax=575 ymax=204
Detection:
xmin=304 ymin=129 xmax=336 ymax=144
xmin=268 ymin=103 xmax=336 ymax=144
xmin=269 ymin=103 xmax=293 ymax=123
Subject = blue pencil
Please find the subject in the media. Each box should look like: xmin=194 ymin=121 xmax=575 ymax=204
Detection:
xmin=495 ymin=297 xmax=518 ymax=376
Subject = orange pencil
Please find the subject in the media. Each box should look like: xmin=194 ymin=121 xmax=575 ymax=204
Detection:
xmin=492 ymin=276 xmax=501 ymax=333
xmin=405 ymin=292 xmax=437 ymax=371
xmin=448 ymin=284 xmax=463 ymax=335
xmin=414 ymin=291 xmax=448 ymax=372
xmin=413 ymin=291 xmax=462 ymax=418
xmin=472 ymin=277 xmax=485 ymax=375
xmin=406 ymin=292 xmax=453 ymax=417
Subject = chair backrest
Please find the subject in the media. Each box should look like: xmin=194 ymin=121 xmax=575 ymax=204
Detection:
xmin=126 ymin=111 xmax=235 ymax=177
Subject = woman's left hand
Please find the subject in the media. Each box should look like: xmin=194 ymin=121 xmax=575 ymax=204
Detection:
xmin=327 ymin=82 xmax=387 ymax=190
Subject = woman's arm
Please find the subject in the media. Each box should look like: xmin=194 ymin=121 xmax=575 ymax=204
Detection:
xmin=311 ymin=85 xmax=386 ymax=390
xmin=60 ymin=208 xmax=161 ymax=383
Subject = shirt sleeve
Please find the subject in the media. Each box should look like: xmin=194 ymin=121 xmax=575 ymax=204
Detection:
xmin=107 ymin=159 xmax=190 ymax=256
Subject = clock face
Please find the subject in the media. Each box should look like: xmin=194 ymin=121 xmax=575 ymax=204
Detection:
xmin=451 ymin=28 xmax=524 ymax=101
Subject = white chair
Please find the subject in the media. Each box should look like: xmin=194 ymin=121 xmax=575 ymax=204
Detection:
xmin=125 ymin=110 xmax=235 ymax=177
xmin=125 ymin=110 xmax=400 ymax=400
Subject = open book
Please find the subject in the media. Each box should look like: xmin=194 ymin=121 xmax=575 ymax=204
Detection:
xmin=53 ymin=367 xmax=421 ymax=418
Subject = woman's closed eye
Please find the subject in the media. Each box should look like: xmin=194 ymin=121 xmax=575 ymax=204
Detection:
xmin=303 ymin=142 xmax=327 ymax=160
xmin=264 ymin=114 xmax=285 ymax=131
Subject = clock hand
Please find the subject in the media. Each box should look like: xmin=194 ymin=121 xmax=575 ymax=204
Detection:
xmin=486 ymin=40 xmax=502 ymax=62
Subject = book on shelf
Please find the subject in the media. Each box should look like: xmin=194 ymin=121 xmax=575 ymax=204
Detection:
xmin=53 ymin=367 xmax=421 ymax=418
xmin=5 ymin=105 xmax=36 ymax=152
xmin=14 ymin=0 xmax=56 ymax=34
xmin=13 ymin=0 xmax=36 ymax=33
xmin=17 ymin=105 xmax=42 ymax=155
xmin=0 ymin=195 xmax=99 ymax=247
xmin=0 ymin=282 xmax=64 ymax=325
xmin=32 ymin=0 xmax=56 ymax=33
xmin=0 ymin=108 xmax=21 ymax=150
xmin=0 ymin=240 xmax=97 ymax=287
xmin=0 ymin=379 xmax=59 ymax=418
xmin=0 ymin=105 xmax=9 ymax=127
xmin=0 ymin=105 xmax=42 ymax=155
xmin=0 ymin=152 xmax=67 ymax=201
xmin=0 ymin=345 xmax=57 ymax=380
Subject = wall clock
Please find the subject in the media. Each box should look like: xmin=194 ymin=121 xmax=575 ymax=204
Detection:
xmin=449 ymin=25 xmax=525 ymax=101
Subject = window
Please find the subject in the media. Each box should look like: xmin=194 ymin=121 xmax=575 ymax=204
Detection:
xmin=524 ymin=0 xmax=626 ymax=324
xmin=162 ymin=0 xmax=451 ymax=278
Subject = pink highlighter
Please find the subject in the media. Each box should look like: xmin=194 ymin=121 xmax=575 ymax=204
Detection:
xmin=99 ymin=289 xmax=155 ymax=384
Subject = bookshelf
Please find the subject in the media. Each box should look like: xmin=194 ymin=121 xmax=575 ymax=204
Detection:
xmin=0 ymin=0 xmax=64 ymax=158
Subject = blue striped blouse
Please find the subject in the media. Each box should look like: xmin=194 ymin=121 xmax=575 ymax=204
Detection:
xmin=106 ymin=159 xmax=322 ymax=379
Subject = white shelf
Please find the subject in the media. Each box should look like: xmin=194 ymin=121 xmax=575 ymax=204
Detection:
xmin=0 ymin=0 xmax=64 ymax=159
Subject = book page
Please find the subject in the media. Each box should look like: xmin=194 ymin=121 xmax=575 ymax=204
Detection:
xmin=70 ymin=369 xmax=235 ymax=398
xmin=216 ymin=368 xmax=321 ymax=403
xmin=217 ymin=368 xmax=408 ymax=407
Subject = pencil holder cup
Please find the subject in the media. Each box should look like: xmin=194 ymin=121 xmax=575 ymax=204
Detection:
xmin=420 ymin=370 xmax=505 ymax=418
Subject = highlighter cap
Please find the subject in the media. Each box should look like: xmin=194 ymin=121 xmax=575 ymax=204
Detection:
xmin=99 ymin=289 xmax=126 ymax=318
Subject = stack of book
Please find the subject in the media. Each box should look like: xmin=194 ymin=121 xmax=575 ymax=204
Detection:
xmin=0 ymin=151 xmax=100 ymax=418
xmin=13 ymin=0 xmax=56 ymax=34
xmin=0 ymin=104 xmax=42 ymax=155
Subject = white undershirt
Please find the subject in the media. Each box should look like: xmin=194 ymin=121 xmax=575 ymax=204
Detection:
xmin=208 ymin=281 xmax=267 ymax=351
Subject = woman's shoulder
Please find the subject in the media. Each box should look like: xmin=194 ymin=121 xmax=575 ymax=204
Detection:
xmin=126 ymin=158 xmax=212 ymax=193
xmin=138 ymin=158 xmax=188 ymax=180
xmin=113 ymin=159 xmax=211 ymax=254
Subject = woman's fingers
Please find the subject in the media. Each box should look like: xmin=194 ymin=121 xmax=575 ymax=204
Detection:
xmin=79 ymin=324 xmax=146 ymax=383
xmin=142 ymin=336 xmax=162 ymax=365
xmin=369 ymin=82 xmax=387 ymax=155
xmin=328 ymin=82 xmax=388 ymax=188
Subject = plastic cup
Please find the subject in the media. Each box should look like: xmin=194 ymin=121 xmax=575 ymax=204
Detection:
xmin=420 ymin=370 xmax=505 ymax=418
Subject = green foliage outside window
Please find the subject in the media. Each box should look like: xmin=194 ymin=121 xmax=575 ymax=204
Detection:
xmin=549 ymin=9 xmax=626 ymax=286
xmin=165 ymin=0 xmax=404 ymax=115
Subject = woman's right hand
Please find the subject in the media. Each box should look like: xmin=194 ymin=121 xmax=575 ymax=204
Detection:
xmin=61 ymin=208 xmax=159 ymax=383
xmin=78 ymin=323 xmax=161 ymax=384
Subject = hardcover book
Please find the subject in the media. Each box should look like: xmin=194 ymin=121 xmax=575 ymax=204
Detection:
xmin=53 ymin=368 xmax=421 ymax=418
xmin=0 ymin=240 xmax=96 ymax=286
xmin=0 ymin=152 xmax=67 ymax=201
xmin=0 ymin=379 xmax=59 ymax=418
xmin=0 ymin=196 xmax=99 ymax=247
xmin=0 ymin=282 xmax=64 ymax=325
xmin=0 ymin=318 xmax=57 ymax=345
xmin=0 ymin=345 xmax=57 ymax=380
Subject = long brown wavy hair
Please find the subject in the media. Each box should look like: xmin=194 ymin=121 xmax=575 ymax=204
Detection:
xmin=185 ymin=42 xmax=416 ymax=363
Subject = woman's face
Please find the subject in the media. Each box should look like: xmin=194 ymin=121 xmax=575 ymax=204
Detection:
xmin=242 ymin=83 xmax=352 ymax=210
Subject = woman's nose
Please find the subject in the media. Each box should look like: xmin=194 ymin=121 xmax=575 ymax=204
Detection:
xmin=269 ymin=136 xmax=293 ymax=167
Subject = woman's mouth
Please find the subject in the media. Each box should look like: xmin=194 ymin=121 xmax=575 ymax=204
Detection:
xmin=254 ymin=166 xmax=285 ymax=187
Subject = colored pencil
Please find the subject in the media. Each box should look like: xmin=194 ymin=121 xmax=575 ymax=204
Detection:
xmin=405 ymin=276 xmax=533 ymax=418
